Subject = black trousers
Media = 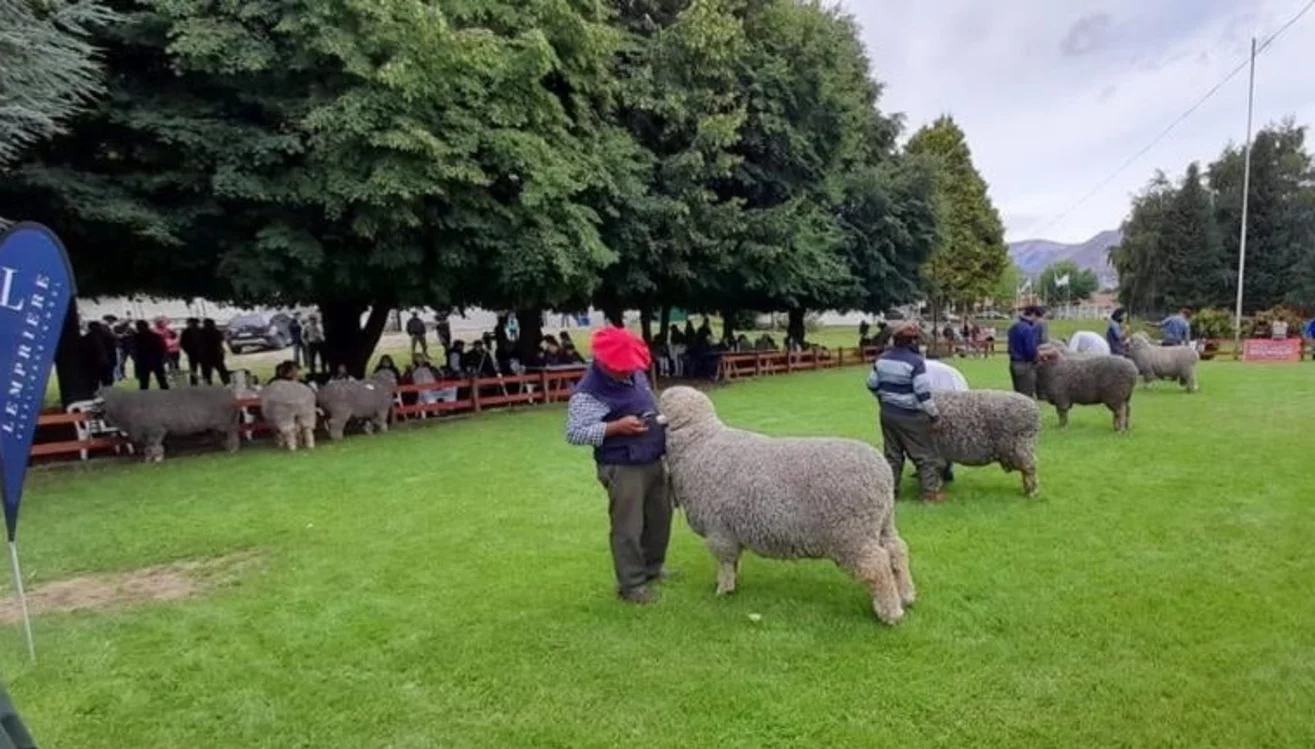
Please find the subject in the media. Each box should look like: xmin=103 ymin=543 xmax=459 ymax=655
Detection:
xmin=597 ymin=461 xmax=672 ymax=592
xmin=1010 ymin=360 xmax=1037 ymax=398
xmin=880 ymin=409 xmax=943 ymax=496
xmin=136 ymin=360 xmax=169 ymax=390
xmin=200 ymin=360 xmax=230 ymax=386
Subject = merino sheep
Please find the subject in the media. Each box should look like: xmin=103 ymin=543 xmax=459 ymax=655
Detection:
xmin=315 ymin=370 xmax=396 ymax=440
xmin=1126 ymin=332 xmax=1199 ymax=392
xmin=931 ymin=390 xmax=1041 ymax=496
xmin=1067 ymin=330 xmax=1111 ymax=356
xmin=98 ymin=386 xmax=241 ymax=462
xmin=259 ymin=380 xmax=318 ymax=451
xmin=659 ymin=386 xmax=913 ymax=626
xmin=1035 ymin=344 xmax=1138 ymax=432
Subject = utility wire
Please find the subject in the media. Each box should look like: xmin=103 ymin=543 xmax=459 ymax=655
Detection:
xmin=1020 ymin=0 xmax=1315 ymax=240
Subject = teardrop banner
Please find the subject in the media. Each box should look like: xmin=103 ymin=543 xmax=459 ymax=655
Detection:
xmin=0 ymin=222 xmax=77 ymax=660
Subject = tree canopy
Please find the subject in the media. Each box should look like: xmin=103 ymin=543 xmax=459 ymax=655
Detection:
xmin=904 ymin=115 xmax=1009 ymax=310
xmin=1112 ymin=120 xmax=1315 ymax=315
xmin=3 ymin=0 xmax=960 ymax=382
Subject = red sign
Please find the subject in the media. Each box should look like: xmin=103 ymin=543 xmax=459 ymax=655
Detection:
xmin=1242 ymin=338 xmax=1302 ymax=362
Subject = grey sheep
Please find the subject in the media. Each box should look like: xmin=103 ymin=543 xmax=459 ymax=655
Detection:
xmin=315 ymin=371 xmax=396 ymax=440
xmin=98 ymin=386 xmax=241 ymax=462
xmin=659 ymin=386 xmax=914 ymax=626
xmin=1126 ymin=332 xmax=1199 ymax=392
xmin=1035 ymin=344 xmax=1138 ymax=432
xmin=259 ymin=380 xmax=318 ymax=451
xmin=931 ymin=390 xmax=1041 ymax=497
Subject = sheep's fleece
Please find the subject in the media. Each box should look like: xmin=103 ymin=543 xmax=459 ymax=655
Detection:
xmin=659 ymin=386 xmax=914 ymax=625
xmin=1126 ymin=333 xmax=1199 ymax=392
xmin=1035 ymin=345 xmax=1137 ymax=432
xmin=931 ymin=390 xmax=1040 ymax=496
xmin=99 ymin=386 xmax=241 ymax=462
xmin=259 ymin=380 xmax=318 ymax=451
xmin=316 ymin=371 xmax=396 ymax=440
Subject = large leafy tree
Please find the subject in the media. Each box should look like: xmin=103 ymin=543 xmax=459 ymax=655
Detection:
xmin=2 ymin=0 xmax=629 ymax=375
xmin=0 ymin=0 xmax=117 ymax=174
xmin=905 ymin=115 xmax=1008 ymax=312
xmin=1110 ymin=172 xmax=1175 ymax=313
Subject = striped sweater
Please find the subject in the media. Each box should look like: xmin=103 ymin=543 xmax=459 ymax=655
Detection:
xmin=866 ymin=346 xmax=940 ymax=419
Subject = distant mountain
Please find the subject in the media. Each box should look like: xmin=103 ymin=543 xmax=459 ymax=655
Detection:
xmin=1008 ymin=229 xmax=1123 ymax=288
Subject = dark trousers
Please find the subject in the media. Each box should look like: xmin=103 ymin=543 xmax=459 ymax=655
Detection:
xmin=597 ymin=461 xmax=672 ymax=592
xmin=880 ymin=409 xmax=943 ymax=496
xmin=136 ymin=361 xmax=169 ymax=390
xmin=200 ymin=360 xmax=230 ymax=386
xmin=1010 ymin=360 xmax=1037 ymax=398
xmin=306 ymin=342 xmax=324 ymax=373
xmin=410 ymin=333 xmax=428 ymax=356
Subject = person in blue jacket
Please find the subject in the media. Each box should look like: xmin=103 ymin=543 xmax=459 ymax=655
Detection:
xmin=1007 ymin=306 xmax=1041 ymax=397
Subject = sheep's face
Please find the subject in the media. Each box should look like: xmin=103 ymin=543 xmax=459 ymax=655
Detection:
xmin=1036 ymin=343 xmax=1065 ymax=365
xmin=658 ymin=386 xmax=719 ymax=435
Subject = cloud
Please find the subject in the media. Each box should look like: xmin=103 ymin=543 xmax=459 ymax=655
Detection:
xmin=847 ymin=0 xmax=1315 ymax=243
xmin=1061 ymin=12 xmax=1114 ymax=57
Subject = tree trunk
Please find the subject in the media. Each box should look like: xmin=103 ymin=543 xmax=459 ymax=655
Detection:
xmin=54 ymin=304 xmax=96 ymax=407
xmin=721 ymin=311 xmax=735 ymax=343
xmin=601 ymin=303 xmax=624 ymax=328
xmin=319 ymin=300 xmax=391 ymax=378
xmin=640 ymin=309 xmax=653 ymax=343
xmin=515 ymin=308 xmax=544 ymax=365
xmin=659 ymin=305 xmax=671 ymax=343
xmin=786 ymin=308 xmax=806 ymax=347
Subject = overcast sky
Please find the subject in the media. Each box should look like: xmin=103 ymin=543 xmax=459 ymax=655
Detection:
xmin=851 ymin=0 xmax=1315 ymax=244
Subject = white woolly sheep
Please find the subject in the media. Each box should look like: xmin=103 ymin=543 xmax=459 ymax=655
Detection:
xmin=931 ymin=390 xmax=1041 ymax=497
xmin=1035 ymin=344 xmax=1138 ymax=432
xmin=1126 ymin=332 xmax=1199 ymax=392
xmin=1067 ymin=331 xmax=1111 ymax=356
xmin=659 ymin=386 xmax=914 ymax=626
xmin=98 ymin=386 xmax=241 ymax=462
xmin=315 ymin=371 xmax=397 ymax=441
xmin=259 ymin=380 xmax=318 ymax=451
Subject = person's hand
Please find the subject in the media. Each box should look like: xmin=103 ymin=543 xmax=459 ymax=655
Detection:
xmin=610 ymin=415 xmax=649 ymax=436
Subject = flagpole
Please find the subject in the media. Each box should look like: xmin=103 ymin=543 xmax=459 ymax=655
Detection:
xmin=7 ymin=541 xmax=34 ymax=661
xmin=1234 ymin=36 xmax=1257 ymax=352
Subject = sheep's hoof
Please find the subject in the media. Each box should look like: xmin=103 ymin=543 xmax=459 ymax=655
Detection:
xmin=874 ymin=602 xmax=905 ymax=626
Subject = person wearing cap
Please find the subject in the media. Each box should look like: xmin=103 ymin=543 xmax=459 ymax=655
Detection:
xmin=565 ymin=327 xmax=672 ymax=604
xmin=1007 ymin=306 xmax=1041 ymax=397
xmin=867 ymin=321 xmax=946 ymax=502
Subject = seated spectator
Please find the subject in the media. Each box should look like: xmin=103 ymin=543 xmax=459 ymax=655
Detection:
xmin=446 ymin=340 xmax=465 ymax=375
xmin=374 ymin=354 xmax=402 ymax=380
xmin=332 ymin=363 xmax=353 ymax=381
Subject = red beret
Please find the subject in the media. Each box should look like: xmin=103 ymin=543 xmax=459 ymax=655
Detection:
xmin=591 ymin=327 xmax=651 ymax=374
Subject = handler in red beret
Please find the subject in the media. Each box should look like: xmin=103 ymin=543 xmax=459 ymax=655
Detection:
xmin=564 ymin=326 xmax=672 ymax=604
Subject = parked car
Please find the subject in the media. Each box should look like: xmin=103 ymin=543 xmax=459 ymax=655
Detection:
xmin=226 ymin=311 xmax=294 ymax=354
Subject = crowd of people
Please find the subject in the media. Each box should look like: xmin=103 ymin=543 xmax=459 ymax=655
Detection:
xmin=80 ymin=314 xmax=234 ymax=391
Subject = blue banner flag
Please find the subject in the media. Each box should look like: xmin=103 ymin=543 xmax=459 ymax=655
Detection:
xmin=0 ymin=223 xmax=76 ymax=542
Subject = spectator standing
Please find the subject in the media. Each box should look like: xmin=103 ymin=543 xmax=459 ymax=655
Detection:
xmin=289 ymin=314 xmax=305 ymax=367
xmin=198 ymin=319 xmax=231 ymax=385
xmin=303 ymin=314 xmax=325 ymax=373
xmin=1007 ymin=307 xmax=1041 ymax=397
xmin=180 ymin=318 xmax=203 ymax=384
xmin=434 ymin=309 xmax=453 ymax=350
xmin=406 ymin=312 xmax=428 ymax=356
xmin=155 ymin=318 xmax=181 ymax=373
xmin=82 ymin=321 xmax=117 ymax=387
xmin=131 ymin=320 xmax=170 ymax=390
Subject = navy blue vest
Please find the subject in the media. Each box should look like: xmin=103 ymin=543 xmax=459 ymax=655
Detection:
xmin=575 ymin=364 xmax=667 ymax=466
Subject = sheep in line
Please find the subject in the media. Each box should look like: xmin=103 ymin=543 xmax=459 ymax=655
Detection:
xmin=931 ymin=390 xmax=1041 ymax=497
xmin=1126 ymin=332 xmax=1200 ymax=392
xmin=259 ymin=379 xmax=318 ymax=451
xmin=98 ymin=386 xmax=241 ymax=462
xmin=659 ymin=386 xmax=914 ymax=626
xmin=316 ymin=370 xmax=397 ymax=441
xmin=1035 ymin=344 xmax=1138 ymax=432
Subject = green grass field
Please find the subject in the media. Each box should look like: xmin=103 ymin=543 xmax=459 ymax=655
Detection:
xmin=8 ymin=357 xmax=1315 ymax=748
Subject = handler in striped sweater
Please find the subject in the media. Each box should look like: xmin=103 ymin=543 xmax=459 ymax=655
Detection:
xmin=866 ymin=321 xmax=946 ymax=502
